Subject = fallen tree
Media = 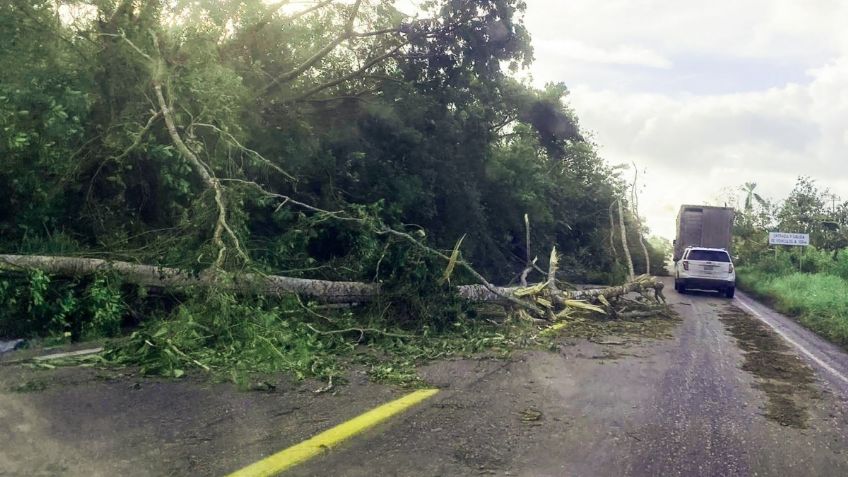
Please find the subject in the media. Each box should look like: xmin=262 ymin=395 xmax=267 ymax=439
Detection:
xmin=0 ymin=254 xmax=664 ymax=315
xmin=0 ymin=254 xmax=378 ymax=304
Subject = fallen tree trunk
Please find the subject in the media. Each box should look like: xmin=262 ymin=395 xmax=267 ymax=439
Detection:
xmin=0 ymin=254 xmax=664 ymax=309
xmin=457 ymin=274 xmax=664 ymax=304
xmin=0 ymin=254 xmax=378 ymax=304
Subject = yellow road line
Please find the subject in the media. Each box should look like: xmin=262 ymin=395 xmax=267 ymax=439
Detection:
xmin=226 ymin=388 xmax=439 ymax=477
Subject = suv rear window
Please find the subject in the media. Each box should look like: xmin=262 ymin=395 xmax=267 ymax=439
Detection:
xmin=687 ymin=250 xmax=730 ymax=262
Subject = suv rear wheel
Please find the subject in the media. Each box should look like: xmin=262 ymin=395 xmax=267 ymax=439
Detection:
xmin=725 ymin=286 xmax=735 ymax=299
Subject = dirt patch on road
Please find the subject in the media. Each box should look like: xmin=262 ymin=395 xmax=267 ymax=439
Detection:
xmin=719 ymin=305 xmax=818 ymax=428
xmin=557 ymin=309 xmax=682 ymax=343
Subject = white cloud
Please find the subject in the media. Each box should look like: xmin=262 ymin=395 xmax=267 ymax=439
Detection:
xmin=525 ymin=0 xmax=848 ymax=64
xmin=566 ymin=58 xmax=848 ymax=238
xmin=534 ymin=39 xmax=672 ymax=69
xmin=523 ymin=1 xmax=848 ymax=239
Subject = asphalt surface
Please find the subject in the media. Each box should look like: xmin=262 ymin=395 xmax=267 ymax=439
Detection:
xmin=735 ymin=290 xmax=848 ymax=395
xmin=289 ymin=279 xmax=848 ymax=477
xmin=2 ymin=278 xmax=848 ymax=476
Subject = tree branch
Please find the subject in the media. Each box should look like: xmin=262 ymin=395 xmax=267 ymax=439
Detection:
xmin=221 ymin=178 xmax=544 ymax=316
xmin=286 ymin=0 xmax=336 ymax=22
xmin=291 ymin=42 xmax=405 ymax=102
xmin=139 ymin=33 xmax=249 ymax=269
xmin=86 ymin=110 xmax=162 ymax=203
xmin=259 ymin=0 xmax=362 ymax=97
xmin=191 ymin=123 xmax=296 ymax=182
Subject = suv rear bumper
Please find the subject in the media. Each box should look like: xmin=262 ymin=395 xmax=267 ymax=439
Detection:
xmin=677 ymin=277 xmax=735 ymax=291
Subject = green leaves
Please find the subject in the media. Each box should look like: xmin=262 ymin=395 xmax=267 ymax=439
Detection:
xmin=0 ymin=0 xmax=644 ymax=389
xmin=83 ymin=275 xmax=124 ymax=339
xmin=0 ymin=271 xmax=130 ymax=341
xmin=440 ymin=234 xmax=466 ymax=285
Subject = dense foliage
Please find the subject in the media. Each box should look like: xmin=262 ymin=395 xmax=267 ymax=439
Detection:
xmin=1 ymin=0 xmax=642 ymax=277
xmin=0 ymin=1 xmax=660 ymax=377
xmin=730 ymin=177 xmax=848 ymax=347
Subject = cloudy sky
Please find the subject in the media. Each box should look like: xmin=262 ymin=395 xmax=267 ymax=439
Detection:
xmin=522 ymin=0 xmax=848 ymax=239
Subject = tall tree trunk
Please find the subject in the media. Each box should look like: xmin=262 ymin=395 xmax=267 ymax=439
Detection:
xmin=637 ymin=232 xmax=650 ymax=275
xmin=608 ymin=202 xmax=619 ymax=263
xmin=520 ymin=213 xmax=533 ymax=286
xmin=631 ymin=163 xmax=650 ymax=275
xmin=617 ymin=199 xmax=635 ymax=281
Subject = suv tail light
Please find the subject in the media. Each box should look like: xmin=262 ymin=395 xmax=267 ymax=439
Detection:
xmin=682 ymin=260 xmax=689 ymax=271
xmin=729 ymin=263 xmax=734 ymax=274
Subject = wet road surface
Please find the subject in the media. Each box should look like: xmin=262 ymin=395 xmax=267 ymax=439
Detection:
xmin=2 ymin=278 xmax=848 ymax=476
xmin=288 ymin=279 xmax=848 ymax=476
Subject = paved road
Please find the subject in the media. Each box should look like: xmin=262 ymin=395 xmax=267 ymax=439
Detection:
xmin=735 ymin=290 xmax=848 ymax=395
xmin=288 ymin=278 xmax=848 ymax=477
xmin=3 ymin=278 xmax=848 ymax=476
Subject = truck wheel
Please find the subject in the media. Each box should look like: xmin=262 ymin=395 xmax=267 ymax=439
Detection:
xmin=725 ymin=287 xmax=735 ymax=299
xmin=678 ymin=282 xmax=686 ymax=294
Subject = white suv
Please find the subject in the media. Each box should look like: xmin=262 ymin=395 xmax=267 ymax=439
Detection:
xmin=673 ymin=247 xmax=736 ymax=298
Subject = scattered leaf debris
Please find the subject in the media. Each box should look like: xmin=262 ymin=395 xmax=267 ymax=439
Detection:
xmin=719 ymin=305 xmax=819 ymax=428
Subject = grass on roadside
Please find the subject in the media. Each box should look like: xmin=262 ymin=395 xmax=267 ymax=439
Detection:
xmin=737 ymin=267 xmax=848 ymax=347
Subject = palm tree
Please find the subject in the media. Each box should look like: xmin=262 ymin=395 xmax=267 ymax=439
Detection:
xmin=741 ymin=182 xmax=765 ymax=211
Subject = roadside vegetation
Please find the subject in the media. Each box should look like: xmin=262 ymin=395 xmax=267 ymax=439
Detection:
xmin=729 ymin=178 xmax=848 ymax=347
xmin=0 ymin=0 xmax=670 ymax=384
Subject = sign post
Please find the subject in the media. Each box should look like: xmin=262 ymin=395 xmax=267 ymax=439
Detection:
xmin=768 ymin=232 xmax=810 ymax=272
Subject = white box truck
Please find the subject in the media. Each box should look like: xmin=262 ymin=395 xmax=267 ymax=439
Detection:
xmin=673 ymin=205 xmax=734 ymax=261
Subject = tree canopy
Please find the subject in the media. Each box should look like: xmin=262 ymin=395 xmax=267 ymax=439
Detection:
xmin=2 ymin=0 xmax=642 ymax=286
xmin=732 ymin=176 xmax=848 ymax=265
